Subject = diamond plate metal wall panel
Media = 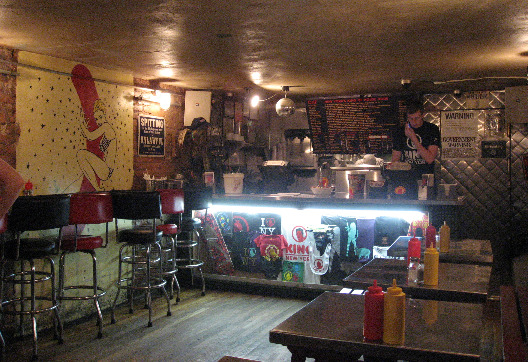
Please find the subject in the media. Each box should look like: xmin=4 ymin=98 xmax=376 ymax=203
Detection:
xmin=423 ymin=91 xmax=518 ymax=250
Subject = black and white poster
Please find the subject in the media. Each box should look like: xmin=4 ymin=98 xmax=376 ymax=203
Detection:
xmin=138 ymin=114 xmax=165 ymax=157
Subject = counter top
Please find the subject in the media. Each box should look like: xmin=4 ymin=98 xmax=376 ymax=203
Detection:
xmin=212 ymin=192 xmax=462 ymax=211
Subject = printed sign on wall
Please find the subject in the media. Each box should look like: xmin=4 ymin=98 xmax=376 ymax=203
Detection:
xmin=441 ymin=110 xmax=479 ymax=159
xmin=138 ymin=114 xmax=165 ymax=156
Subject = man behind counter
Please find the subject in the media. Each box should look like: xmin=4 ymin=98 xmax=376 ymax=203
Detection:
xmin=391 ymin=100 xmax=440 ymax=175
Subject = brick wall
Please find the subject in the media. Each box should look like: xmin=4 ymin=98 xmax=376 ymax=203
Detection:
xmin=0 ymin=47 xmax=19 ymax=167
xmin=132 ymin=78 xmax=185 ymax=189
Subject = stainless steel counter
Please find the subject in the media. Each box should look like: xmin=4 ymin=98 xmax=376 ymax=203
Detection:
xmin=212 ymin=192 xmax=462 ymax=212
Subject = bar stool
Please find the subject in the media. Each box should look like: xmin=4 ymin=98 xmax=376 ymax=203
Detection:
xmin=176 ymin=218 xmax=205 ymax=296
xmin=110 ymin=190 xmax=171 ymax=327
xmin=58 ymin=192 xmax=113 ymax=339
xmin=156 ymin=189 xmax=184 ymax=302
xmin=175 ymin=187 xmax=211 ymax=297
xmin=1 ymin=194 xmax=70 ymax=360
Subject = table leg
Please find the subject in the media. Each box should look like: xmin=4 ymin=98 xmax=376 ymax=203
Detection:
xmin=287 ymin=346 xmax=306 ymax=362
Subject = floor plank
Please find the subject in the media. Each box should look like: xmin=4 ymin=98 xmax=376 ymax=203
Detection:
xmin=2 ymin=288 xmax=311 ymax=362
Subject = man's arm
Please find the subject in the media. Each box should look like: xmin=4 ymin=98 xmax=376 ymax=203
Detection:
xmin=391 ymin=150 xmax=402 ymax=163
xmin=405 ymin=126 xmax=439 ymax=164
xmin=0 ymin=158 xmax=25 ymax=216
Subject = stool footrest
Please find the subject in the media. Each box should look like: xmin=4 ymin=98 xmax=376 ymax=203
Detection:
xmin=1 ymin=297 xmax=59 ymax=315
xmin=176 ymin=259 xmax=204 ymax=268
xmin=176 ymin=241 xmax=198 ymax=248
xmin=3 ymin=270 xmax=52 ymax=284
xmin=59 ymin=285 xmax=106 ymax=300
xmin=116 ymin=277 xmax=166 ymax=290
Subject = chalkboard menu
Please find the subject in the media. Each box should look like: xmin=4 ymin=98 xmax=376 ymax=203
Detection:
xmin=306 ymin=95 xmax=407 ymax=154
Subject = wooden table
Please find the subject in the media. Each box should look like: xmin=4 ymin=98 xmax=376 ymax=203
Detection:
xmin=386 ymin=238 xmax=493 ymax=266
xmin=342 ymin=258 xmax=491 ymax=303
xmin=270 ymin=292 xmax=492 ymax=362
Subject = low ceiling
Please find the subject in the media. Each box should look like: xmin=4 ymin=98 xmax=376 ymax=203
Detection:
xmin=1 ymin=0 xmax=528 ymax=99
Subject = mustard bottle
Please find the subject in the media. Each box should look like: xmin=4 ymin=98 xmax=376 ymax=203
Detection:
xmin=423 ymin=300 xmax=438 ymax=326
xmin=439 ymin=221 xmax=450 ymax=253
xmin=383 ymin=279 xmax=405 ymax=345
xmin=423 ymin=243 xmax=439 ymax=286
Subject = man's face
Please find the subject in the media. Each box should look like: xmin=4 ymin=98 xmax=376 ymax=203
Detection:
xmin=407 ymin=111 xmax=423 ymax=128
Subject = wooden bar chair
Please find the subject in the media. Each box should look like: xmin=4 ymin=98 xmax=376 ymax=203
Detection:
xmin=58 ymin=191 xmax=113 ymax=338
xmin=1 ymin=194 xmax=70 ymax=360
xmin=110 ymin=190 xmax=171 ymax=327
xmin=156 ymin=189 xmax=184 ymax=302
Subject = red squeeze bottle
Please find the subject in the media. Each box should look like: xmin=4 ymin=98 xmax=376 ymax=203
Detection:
xmin=407 ymin=235 xmax=421 ymax=265
xmin=363 ymin=280 xmax=385 ymax=341
xmin=425 ymin=224 xmax=437 ymax=248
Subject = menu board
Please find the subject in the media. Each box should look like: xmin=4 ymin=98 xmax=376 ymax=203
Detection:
xmin=306 ymin=95 xmax=406 ymax=154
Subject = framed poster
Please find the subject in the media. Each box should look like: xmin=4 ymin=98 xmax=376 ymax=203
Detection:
xmin=138 ymin=114 xmax=165 ymax=157
xmin=440 ymin=110 xmax=479 ymax=159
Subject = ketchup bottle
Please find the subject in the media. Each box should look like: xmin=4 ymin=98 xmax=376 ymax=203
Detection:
xmin=425 ymin=224 xmax=436 ymax=248
xmin=406 ymin=235 xmax=421 ymax=266
xmin=363 ymin=280 xmax=384 ymax=341
xmin=407 ymin=235 xmax=422 ymax=284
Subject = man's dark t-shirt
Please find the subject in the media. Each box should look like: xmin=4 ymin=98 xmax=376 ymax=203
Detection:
xmin=392 ymin=122 xmax=441 ymax=175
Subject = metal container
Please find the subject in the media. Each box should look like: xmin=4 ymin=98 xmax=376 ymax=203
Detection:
xmin=331 ymin=164 xmax=385 ymax=198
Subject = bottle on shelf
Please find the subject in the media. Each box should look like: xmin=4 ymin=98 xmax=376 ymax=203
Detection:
xmin=423 ymin=240 xmax=440 ymax=286
xmin=383 ymin=279 xmax=406 ymax=345
xmin=23 ymin=180 xmax=33 ymax=196
xmin=425 ymin=224 xmax=436 ymax=249
xmin=407 ymin=235 xmax=422 ymax=285
xmin=363 ymin=280 xmax=384 ymax=341
xmin=439 ymin=221 xmax=450 ymax=253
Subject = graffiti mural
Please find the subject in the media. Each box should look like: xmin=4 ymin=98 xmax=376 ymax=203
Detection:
xmin=15 ymin=52 xmax=133 ymax=194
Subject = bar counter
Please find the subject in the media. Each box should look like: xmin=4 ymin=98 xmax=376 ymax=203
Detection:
xmin=212 ymin=192 xmax=461 ymax=211
xmin=212 ymin=193 xmax=462 ymax=235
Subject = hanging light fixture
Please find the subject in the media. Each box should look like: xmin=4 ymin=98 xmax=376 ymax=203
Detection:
xmin=156 ymin=90 xmax=171 ymax=110
xmin=275 ymin=86 xmax=295 ymax=116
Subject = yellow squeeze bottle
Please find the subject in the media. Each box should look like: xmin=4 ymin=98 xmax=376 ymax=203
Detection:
xmin=439 ymin=221 xmax=450 ymax=252
xmin=382 ymin=279 xmax=406 ymax=345
xmin=423 ymin=242 xmax=439 ymax=286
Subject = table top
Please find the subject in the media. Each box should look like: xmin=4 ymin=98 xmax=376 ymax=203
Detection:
xmin=342 ymin=258 xmax=491 ymax=303
xmin=270 ymin=292 xmax=487 ymax=361
xmin=386 ymin=237 xmax=493 ymax=266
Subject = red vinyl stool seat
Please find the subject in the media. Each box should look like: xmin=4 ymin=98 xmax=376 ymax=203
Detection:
xmin=58 ymin=192 xmax=113 ymax=339
xmin=60 ymin=236 xmax=104 ymax=251
xmin=156 ymin=189 xmax=184 ymax=302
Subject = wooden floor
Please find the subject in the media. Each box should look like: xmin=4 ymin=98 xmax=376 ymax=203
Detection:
xmin=2 ymin=288 xmax=312 ymax=362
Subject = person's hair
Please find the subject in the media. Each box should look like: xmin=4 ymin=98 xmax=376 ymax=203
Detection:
xmin=93 ymin=99 xmax=106 ymax=114
xmin=406 ymin=99 xmax=423 ymax=114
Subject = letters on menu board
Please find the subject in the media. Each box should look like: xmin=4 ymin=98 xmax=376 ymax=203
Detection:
xmin=306 ymin=95 xmax=407 ymax=155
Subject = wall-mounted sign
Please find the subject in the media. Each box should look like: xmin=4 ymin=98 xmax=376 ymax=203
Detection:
xmin=441 ymin=110 xmax=479 ymax=159
xmin=481 ymin=140 xmax=507 ymax=158
xmin=306 ymin=95 xmax=406 ymax=155
xmin=138 ymin=114 xmax=165 ymax=157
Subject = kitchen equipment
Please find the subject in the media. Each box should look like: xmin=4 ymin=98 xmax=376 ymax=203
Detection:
xmin=384 ymin=168 xmax=420 ymax=200
xmin=259 ymin=161 xmax=294 ymax=193
xmin=311 ymin=186 xmax=333 ymax=197
xmin=223 ymin=173 xmax=244 ymax=194
xmin=331 ymin=164 xmax=386 ymax=198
